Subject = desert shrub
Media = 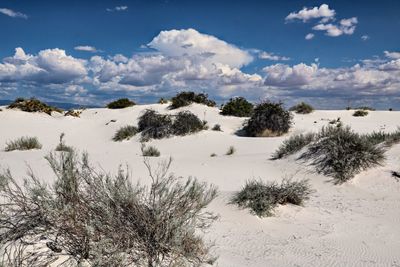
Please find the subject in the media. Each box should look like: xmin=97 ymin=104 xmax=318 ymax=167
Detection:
xmin=364 ymin=129 xmax=400 ymax=147
xmin=169 ymin=91 xmax=216 ymax=109
xmin=0 ymin=149 xmax=218 ymax=266
xmin=289 ymin=102 xmax=314 ymax=114
xmin=353 ymin=110 xmax=368 ymax=117
xmin=231 ymin=178 xmax=312 ymax=217
xmin=64 ymin=109 xmax=82 ymax=117
xmin=212 ymin=124 xmax=222 ymax=131
xmin=272 ymin=133 xmax=315 ymax=159
xmin=221 ymin=97 xmax=253 ymax=117
xmin=7 ymin=98 xmax=62 ymax=115
xmin=226 ymin=146 xmax=236 ymax=155
xmin=141 ymin=144 xmax=161 ymax=157
xmin=5 ymin=137 xmax=42 ymax=151
xmin=243 ymin=101 xmax=293 ymax=137
xmin=210 ymin=153 xmax=217 ymax=157
xmin=106 ymin=98 xmax=135 ymax=109
xmin=299 ymin=126 xmax=385 ymax=183
xmin=113 ymin=125 xmax=138 ymax=141
xmin=55 ymin=133 xmax=73 ymax=152
xmin=138 ymin=109 xmax=173 ymax=140
xmin=158 ymin=98 xmax=168 ymax=104
xmin=172 ymin=111 xmax=205 ymax=136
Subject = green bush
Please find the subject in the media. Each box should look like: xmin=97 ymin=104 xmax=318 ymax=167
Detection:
xmin=172 ymin=111 xmax=205 ymax=136
xmin=138 ymin=109 xmax=173 ymax=140
xmin=7 ymin=98 xmax=62 ymax=115
xmin=299 ymin=126 xmax=385 ymax=183
xmin=0 ymin=150 xmax=218 ymax=266
xmin=272 ymin=133 xmax=315 ymax=160
xmin=5 ymin=137 xmax=42 ymax=151
xmin=113 ymin=125 xmax=138 ymax=141
xmin=231 ymin=178 xmax=312 ymax=217
xmin=355 ymin=106 xmax=375 ymax=111
xmin=169 ymin=91 xmax=216 ymax=109
xmin=106 ymin=98 xmax=135 ymax=109
xmin=289 ymin=102 xmax=314 ymax=114
xmin=221 ymin=97 xmax=253 ymax=117
xmin=353 ymin=110 xmax=368 ymax=117
xmin=243 ymin=101 xmax=293 ymax=137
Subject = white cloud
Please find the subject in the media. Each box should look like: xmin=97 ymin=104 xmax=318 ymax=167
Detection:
xmin=285 ymin=4 xmax=335 ymax=22
xmin=147 ymin=28 xmax=253 ymax=68
xmin=258 ymin=52 xmax=290 ymax=61
xmin=384 ymin=51 xmax=400 ymax=59
xmin=74 ymin=46 xmax=99 ymax=53
xmin=106 ymin=6 xmax=128 ymax=12
xmin=361 ymin=35 xmax=370 ymax=41
xmin=263 ymin=63 xmax=318 ymax=87
xmin=312 ymin=17 xmax=357 ymax=37
xmin=0 ymin=8 xmax=28 ymax=19
xmin=305 ymin=33 xmax=315 ymax=40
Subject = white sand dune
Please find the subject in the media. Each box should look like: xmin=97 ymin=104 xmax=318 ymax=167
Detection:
xmin=1 ymin=104 xmax=400 ymax=267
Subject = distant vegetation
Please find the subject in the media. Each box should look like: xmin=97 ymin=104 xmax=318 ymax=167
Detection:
xmin=212 ymin=124 xmax=222 ymax=131
xmin=141 ymin=144 xmax=161 ymax=157
xmin=273 ymin=125 xmax=400 ymax=183
xmin=113 ymin=125 xmax=139 ymax=141
xmin=355 ymin=106 xmax=375 ymax=111
xmin=0 ymin=149 xmax=218 ymax=266
xmin=7 ymin=97 xmax=62 ymax=115
xmin=5 ymin=136 xmax=42 ymax=151
xmin=106 ymin=98 xmax=136 ymax=109
xmin=221 ymin=97 xmax=253 ymax=117
xmin=138 ymin=109 xmax=207 ymax=140
xmin=158 ymin=97 xmax=169 ymax=104
xmin=243 ymin=101 xmax=292 ymax=137
xmin=64 ymin=109 xmax=82 ymax=117
xmin=353 ymin=110 xmax=369 ymax=117
xmin=289 ymin=102 xmax=314 ymax=114
xmin=169 ymin=91 xmax=216 ymax=109
xmin=231 ymin=178 xmax=313 ymax=217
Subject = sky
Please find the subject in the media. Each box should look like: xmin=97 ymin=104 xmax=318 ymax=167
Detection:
xmin=1 ymin=0 xmax=400 ymax=109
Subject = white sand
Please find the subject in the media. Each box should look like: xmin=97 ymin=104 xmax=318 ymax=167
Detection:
xmin=1 ymin=104 xmax=400 ymax=267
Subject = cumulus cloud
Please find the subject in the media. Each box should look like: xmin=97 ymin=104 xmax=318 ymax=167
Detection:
xmin=106 ymin=6 xmax=128 ymax=12
xmin=264 ymin=63 xmax=318 ymax=87
xmin=305 ymin=33 xmax=315 ymax=40
xmin=0 ymin=8 xmax=28 ymax=19
xmin=285 ymin=4 xmax=335 ymax=22
xmin=361 ymin=35 xmax=370 ymax=41
xmin=312 ymin=17 xmax=357 ymax=37
xmin=147 ymin=28 xmax=253 ymax=68
xmin=258 ymin=52 xmax=290 ymax=61
xmin=384 ymin=51 xmax=400 ymax=59
xmin=74 ymin=46 xmax=99 ymax=53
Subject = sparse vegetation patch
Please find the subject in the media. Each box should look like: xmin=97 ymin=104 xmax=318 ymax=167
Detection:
xmin=221 ymin=97 xmax=253 ymax=117
xmin=353 ymin=110 xmax=369 ymax=117
xmin=5 ymin=136 xmax=42 ymax=151
xmin=169 ymin=91 xmax=216 ymax=109
xmin=7 ymin=98 xmax=62 ymax=115
xmin=231 ymin=178 xmax=312 ymax=217
xmin=289 ymin=102 xmax=314 ymax=114
xmin=106 ymin=98 xmax=135 ymax=109
xmin=113 ymin=125 xmax=138 ymax=141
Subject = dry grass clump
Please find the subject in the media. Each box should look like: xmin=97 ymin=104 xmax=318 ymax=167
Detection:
xmin=7 ymin=98 xmax=62 ymax=115
xmin=272 ymin=133 xmax=316 ymax=160
xmin=113 ymin=125 xmax=138 ymax=141
xmin=231 ymin=178 xmax=313 ymax=217
xmin=141 ymin=144 xmax=161 ymax=157
xmin=353 ymin=110 xmax=368 ymax=117
xmin=106 ymin=98 xmax=135 ymax=109
xmin=64 ymin=109 xmax=82 ymax=117
xmin=0 ymin=148 xmax=218 ymax=266
xmin=5 ymin=137 xmax=42 ymax=151
xmin=289 ymin=102 xmax=314 ymax=114
xmin=243 ymin=101 xmax=292 ymax=137
xmin=55 ymin=133 xmax=73 ymax=152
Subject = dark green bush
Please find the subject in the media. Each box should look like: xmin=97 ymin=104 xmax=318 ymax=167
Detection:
xmin=5 ymin=137 xmax=42 ymax=151
xmin=243 ymin=101 xmax=293 ymax=137
xmin=172 ymin=111 xmax=205 ymax=136
xmin=169 ymin=91 xmax=216 ymax=109
xmin=221 ymin=97 xmax=253 ymax=117
xmin=138 ymin=109 xmax=173 ymax=140
xmin=113 ymin=125 xmax=138 ymax=141
xmin=355 ymin=106 xmax=375 ymax=111
xmin=289 ymin=102 xmax=314 ymax=114
xmin=7 ymin=98 xmax=62 ymax=115
xmin=353 ymin=110 xmax=368 ymax=117
xmin=106 ymin=98 xmax=135 ymax=109
xmin=231 ymin=178 xmax=312 ymax=217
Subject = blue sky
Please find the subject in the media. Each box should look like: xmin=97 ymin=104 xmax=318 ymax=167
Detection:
xmin=1 ymin=0 xmax=400 ymax=108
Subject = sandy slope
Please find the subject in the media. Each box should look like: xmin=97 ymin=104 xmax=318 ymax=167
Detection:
xmin=1 ymin=104 xmax=400 ymax=267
